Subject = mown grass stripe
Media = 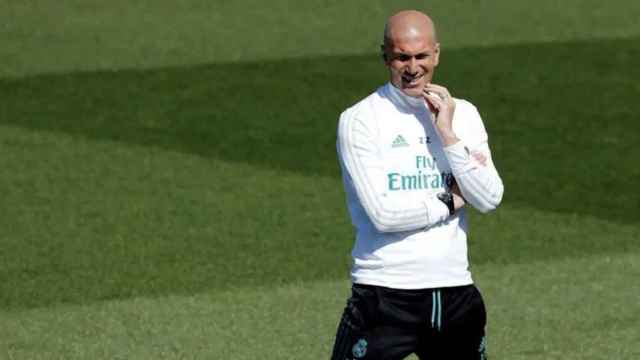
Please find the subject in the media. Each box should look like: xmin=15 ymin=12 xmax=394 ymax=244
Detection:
xmin=1 ymin=253 xmax=638 ymax=359
xmin=3 ymin=0 xmax=640 ymax=78
xmin=0 ymin=122 xmax=638 ymax=311
xmin=1 ymin=38 xmax=638 ymax=224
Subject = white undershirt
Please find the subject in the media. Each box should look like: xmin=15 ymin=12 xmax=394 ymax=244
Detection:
xmin=336 ymin=83 xmax=504 ymax=289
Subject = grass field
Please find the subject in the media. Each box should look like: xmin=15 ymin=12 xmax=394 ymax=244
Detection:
xmin=1 ymin=1 xmax=639 ymax=359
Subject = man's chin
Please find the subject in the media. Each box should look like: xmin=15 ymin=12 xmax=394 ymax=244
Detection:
xmin=401 ymin=86 xmax=424 ymax=98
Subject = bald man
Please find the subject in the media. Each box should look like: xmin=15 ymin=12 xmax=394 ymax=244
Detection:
xmin=332 ymin=10 xmax=503 ymax=359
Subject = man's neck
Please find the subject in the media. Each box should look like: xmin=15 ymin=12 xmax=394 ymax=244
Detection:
xmin=387 ymin=82 xmax=427 ymax=110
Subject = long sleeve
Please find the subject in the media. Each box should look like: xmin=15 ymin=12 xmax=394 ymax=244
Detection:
xmin=444 ymin=105 xmax=504 ymax=213
xmin=337 ymin=110 xmax=451 ymax=233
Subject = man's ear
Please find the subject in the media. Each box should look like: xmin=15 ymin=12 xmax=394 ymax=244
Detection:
xmin=433 ymin=43 xmax=441 ymax=67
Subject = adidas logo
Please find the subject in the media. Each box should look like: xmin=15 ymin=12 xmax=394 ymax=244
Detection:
xmin=391 ymin=135 xmax=409 ymax=148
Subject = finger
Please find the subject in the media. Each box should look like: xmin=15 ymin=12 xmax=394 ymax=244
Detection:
xmin=425 ymin=83 xmax=451 ymax=97
xmin=473 ymin=157 xmax=487 ymax=166
xmin=425 ymin=90 xmax=449 ymax=104
xmin=424 ymin=84 xmax=452 ymax=101
xmin=471 ymin=151 xmax=487 ymax=161
xmin=424 ymin=92 xmax=443 ymax=111
xmin=423 ymin=90 xmax=442 ymax=100
xmin=423 ymin=87 xmax=446 ymax=101
xmin=471 ymin=151 xmax=488 ymax=166
xmin=423 ymin=89 xmax=444 ymax=103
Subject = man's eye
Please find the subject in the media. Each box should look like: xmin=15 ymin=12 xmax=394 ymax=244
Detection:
xmin=415 ymin=54 xmax=429 ymax=60
xmin=397 ymin=55 xmax=411 ymax=61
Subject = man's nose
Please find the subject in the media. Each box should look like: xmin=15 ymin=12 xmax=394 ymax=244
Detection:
xmin=407 ymin=57 xmax=418 ymax=74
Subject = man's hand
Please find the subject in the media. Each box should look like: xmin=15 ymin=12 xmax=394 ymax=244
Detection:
xmin=471 ymin=151 xmax=488 ymax=167
xmin=422 ymin=83 xmax=459 ymax=146
xmin=450 ymin=181 xmax=466 ymax=211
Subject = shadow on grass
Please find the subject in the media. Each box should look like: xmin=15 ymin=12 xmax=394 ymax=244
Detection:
xmin=2 ymin=38 xmax=639 ymax=226
xmin=0 ymin=38 xmax=638 ymax=310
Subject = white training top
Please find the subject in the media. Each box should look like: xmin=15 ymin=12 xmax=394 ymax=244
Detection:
xmin=337 ymin=83 xmax=504 ymax=289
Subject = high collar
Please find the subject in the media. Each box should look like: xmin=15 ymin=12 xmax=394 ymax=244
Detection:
xmin=384 ymin=82 xmax=428 ymax=112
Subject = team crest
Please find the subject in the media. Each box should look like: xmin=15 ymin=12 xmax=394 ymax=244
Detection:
xmin=352 ymin=338 xmax=368 ymax=358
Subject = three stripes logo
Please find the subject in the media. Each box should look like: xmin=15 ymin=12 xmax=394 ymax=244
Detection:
xmin=391 ymin=134 xmax=409 ymax=148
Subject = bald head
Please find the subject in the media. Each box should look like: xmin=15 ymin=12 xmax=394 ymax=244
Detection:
xmin=383 ymin=10 xmax=437 ymax=50
xmin=381 ymin=10 xmax=441 ymax=97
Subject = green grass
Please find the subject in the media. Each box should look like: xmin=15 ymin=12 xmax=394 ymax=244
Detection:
xmin=2 ymin=254 xmax=638 ymax=359
xmin=2 ymin=38 xmax=638 ymax=225
xmin=1 ymin=1 xmax=640 ymax=359
xmin=2 ymin=0 xmax=640 ymax=77
xmin=0 ymin=120 xmax=638 ymax=311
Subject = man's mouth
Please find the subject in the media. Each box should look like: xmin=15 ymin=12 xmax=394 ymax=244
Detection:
xmin=402 ymin=74 xmax=423 ymax=87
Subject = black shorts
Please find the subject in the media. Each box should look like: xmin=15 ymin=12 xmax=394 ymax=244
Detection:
xmin=331 ymin=283 xmax=487 ymax=360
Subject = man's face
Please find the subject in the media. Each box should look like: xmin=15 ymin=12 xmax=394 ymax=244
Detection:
xmin=383 ymin=37 xmax=440 ymax=98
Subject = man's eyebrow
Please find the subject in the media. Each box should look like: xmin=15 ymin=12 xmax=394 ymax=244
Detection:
xmin=391 ymin=50 xmax=431 ymax=57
